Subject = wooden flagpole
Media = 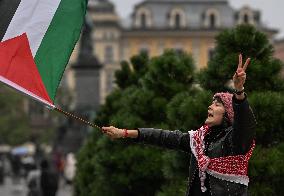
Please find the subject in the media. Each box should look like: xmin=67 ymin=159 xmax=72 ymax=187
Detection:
xmin=54 ymin=107 xmax=101 ymax=130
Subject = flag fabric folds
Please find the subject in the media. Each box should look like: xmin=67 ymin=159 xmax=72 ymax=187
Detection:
xmin=0 ymin=0 xmax=88 ymax=108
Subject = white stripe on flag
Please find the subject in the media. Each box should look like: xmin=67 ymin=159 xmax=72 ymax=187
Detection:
xmin=3 ymin=0 xmax=61 ymax=57
xmin=0 ymin=76 xmax=55 ymax=109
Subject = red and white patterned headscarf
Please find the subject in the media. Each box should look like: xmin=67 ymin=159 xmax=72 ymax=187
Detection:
xmin=213 ymin=92 xmax=234 ymax=124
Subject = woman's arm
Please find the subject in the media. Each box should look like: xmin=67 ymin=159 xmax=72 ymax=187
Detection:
xmin=102 ymin=126 xmax=191 ymax=153
xmin=232 ymin=95 xmax=257 ymax=154
xmin=231 ymin=54 xmax=257 ymax=154
xmin=137 ymin=128 xmax=191 ymax=152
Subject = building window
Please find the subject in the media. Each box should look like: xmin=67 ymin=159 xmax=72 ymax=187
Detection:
xmin=104 ymin=45 xmax=114 ymax=63
xmin=204 ymin=9 xmax=220 ymax=28
xmin=175 ymin=14 xmax=181 ymax=28
xmin=108 ymin=32 xmax=115 ymax=40
xmin=141 ymin=13 xmax=147 ymax=28
xmin=174 ymin=43 xmax=183 ymax=55
xmin=134 ymin=7 xmax=152 ymax=28
xmin=243 ymin=14 xmax=249 ymax=24
xmin=139 ymin=43 xmax=149 ymax=56
xmin=175 ymin=48 xmax=184 ymax=55
xmin=169 ymin=8 xmax=186 ymax=28
xmin=208 ymin=48 xmax=215 ymax=60
xmin=139 ymin=48 xmax=149 ymax=56
xmin=209 ymin=14 xmax=216 ymax=28
xmin=254 ymin=12 xmax=260 ymax=24
xmin=158 ymin=42 xmax=165 ymax=55
xmin=237 ymin=7 xmax=254 ymax=25
xmin=102 ymin=31 xmax=116 ymax=41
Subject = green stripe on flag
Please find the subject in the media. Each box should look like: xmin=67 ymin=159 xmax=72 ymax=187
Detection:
xmin=35 ymin=0 xmax=88 ymax=102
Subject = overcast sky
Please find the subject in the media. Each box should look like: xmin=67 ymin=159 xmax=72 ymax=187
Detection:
xmin=111 ymin=0 xmax=284 ymax=39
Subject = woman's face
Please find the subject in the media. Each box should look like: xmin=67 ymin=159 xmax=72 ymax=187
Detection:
xmin=205 ymin=99 xmax=225 ymax=127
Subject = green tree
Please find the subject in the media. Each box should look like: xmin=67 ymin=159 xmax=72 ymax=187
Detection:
xmin=198 ymin=25 xmax=284 ymax=195
xmin=75 ymin=50 xmax=203 ymax=196
xmin=199 ymin=25 xmax=284 ymax=93
xmin=0 ymin=86 xmax=31 ymax=145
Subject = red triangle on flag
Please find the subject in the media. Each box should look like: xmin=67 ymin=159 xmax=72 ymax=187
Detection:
xmin=0 ymin=33 xmax=53 ymax=105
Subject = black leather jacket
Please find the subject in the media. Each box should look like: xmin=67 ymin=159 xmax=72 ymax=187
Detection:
xmin=136 ymin=95 xmax=256 ymax=196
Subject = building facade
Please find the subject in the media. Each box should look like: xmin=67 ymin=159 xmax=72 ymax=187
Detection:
xmin=274 ymin=39 xmax=284 ymax=62
xmin=274 ymin=39 xmax=284 ymax=77
xmin=68 ymin=0 xmax=278 ymax=105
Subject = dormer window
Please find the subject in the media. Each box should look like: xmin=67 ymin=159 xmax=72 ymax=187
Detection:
xmin=209 ymin=13 xmax=216 ymax=28
xmin=237 ymin=7 xmax=254 ymax=25
xmin=141 ymin=13 xmax=147 ymax=28
xmin=204 ymin=9 xmax=221 ymax=28
xmin=175 ymin=14 xmax=181 ymax=28
xmin=134 ymin=7 xmax=152 ymax=28
xmin=243 ymin=13 xmax=249 ymax=24
xmin=169 ymin=8 xmax=186 ymax=28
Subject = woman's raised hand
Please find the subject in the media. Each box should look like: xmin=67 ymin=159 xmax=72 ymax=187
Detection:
xmin=233 ymin=54 xmax=250 ymax=91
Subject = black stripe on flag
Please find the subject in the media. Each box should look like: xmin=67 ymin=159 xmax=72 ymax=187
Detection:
xmin=0 ymin=0 xmax=21 ymax=41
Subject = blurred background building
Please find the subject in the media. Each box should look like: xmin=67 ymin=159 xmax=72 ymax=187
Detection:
xmin=275 ymin=39 xmax=284 ymax=62
xmin=274 ymin=38 xmax=284 ymax=77
xmin=68 ymin=0 xmax=279 ymax=105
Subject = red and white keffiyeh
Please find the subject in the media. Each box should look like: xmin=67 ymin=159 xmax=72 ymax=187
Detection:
xmin=188 ymin=125 xmax=255 ymax=192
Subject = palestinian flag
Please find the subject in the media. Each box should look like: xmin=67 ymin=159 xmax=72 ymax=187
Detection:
xmin=0 ymin=0 xmax=88 ymax=108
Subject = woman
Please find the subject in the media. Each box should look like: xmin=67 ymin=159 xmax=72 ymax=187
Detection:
xmin=102 ymin=54 xmax=256 ymax=195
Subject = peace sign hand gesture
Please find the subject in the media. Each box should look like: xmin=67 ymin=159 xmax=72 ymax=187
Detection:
xmin=233 ymin=54 xmax=250 ymax=91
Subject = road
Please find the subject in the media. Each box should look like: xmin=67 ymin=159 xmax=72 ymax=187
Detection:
xmin=0 ymin=177 xmax=73 ymax=196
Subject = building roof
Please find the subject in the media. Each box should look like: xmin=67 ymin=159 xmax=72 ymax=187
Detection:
xmin=143 ymin=0 xmax=227 ymax=2
xmin=130 ymin=0 xmax=233 ymax=29
xmin=136 ymin=0 xmax=228 ymax=6
xmin=88 ymin=0 xmax=115 ymax=12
